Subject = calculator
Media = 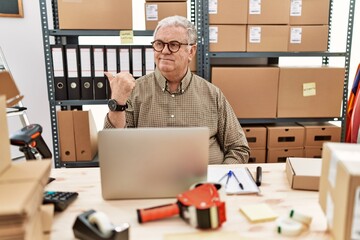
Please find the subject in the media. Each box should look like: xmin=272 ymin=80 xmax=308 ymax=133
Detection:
xmin=43 ymin=191 xmax=79 ymax=211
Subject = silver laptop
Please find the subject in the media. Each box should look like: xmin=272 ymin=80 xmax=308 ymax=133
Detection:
xmin=98 ymin=127 xmax=209 ymax=200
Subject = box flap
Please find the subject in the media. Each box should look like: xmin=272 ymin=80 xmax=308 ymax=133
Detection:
xmin=289 ymin=157 xmax=322 ymax=176
xmin=0 ymin=181 xmax=42 ymax=217
xmin=0 ymin=160 xmax=51 ymax=186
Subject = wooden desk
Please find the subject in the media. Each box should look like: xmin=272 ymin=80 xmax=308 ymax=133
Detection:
xmin=47 ymin=164 xmax=330 ymax=239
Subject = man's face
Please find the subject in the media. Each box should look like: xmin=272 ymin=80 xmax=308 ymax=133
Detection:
xmin=153 ymin=26 xmax=196 ymax=78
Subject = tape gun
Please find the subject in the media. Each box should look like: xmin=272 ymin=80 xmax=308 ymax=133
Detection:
xmin=137 ymin=183 xmax=226 ymax=229
xmin=73 ymin=209 xmax=130 ymax=240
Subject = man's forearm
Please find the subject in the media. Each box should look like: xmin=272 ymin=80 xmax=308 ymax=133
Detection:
xmin=104 ymin=112 xmax=126 ymax=128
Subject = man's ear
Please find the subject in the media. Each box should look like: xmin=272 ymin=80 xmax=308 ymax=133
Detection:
xmin=188 ymin=44 xmax=197 ymax=62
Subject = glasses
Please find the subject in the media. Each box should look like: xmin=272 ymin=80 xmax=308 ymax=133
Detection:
xmin=151 ymin=40 xmax=194 ymax=53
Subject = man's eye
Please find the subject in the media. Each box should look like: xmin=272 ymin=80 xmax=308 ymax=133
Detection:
xmin=170 ymin=42 xmax=179 ymax=48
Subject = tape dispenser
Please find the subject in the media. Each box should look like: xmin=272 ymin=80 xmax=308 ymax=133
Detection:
xmin=73 ymin=209 xmax=130 ymax=240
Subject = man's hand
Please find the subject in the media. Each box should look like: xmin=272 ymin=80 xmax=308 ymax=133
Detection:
xmin=105 ymin=72 xmax=136 ymax=104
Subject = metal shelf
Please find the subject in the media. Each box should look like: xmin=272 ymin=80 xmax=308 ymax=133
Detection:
xmin=53 ymin=100 xmax=108 ymax=106
xmin=239 ymin=117 xmax=342 ymax=125
xmin=209 ymin=51 xmax=347 ymax=58
xmin=49 ymin=29 xmax=154 ymax=37
xmin=60 ymin=154 xmax=99 ymax=168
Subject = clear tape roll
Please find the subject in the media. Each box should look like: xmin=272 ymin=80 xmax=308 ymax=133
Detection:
xmin=289 ymin=209 xmax=312 ymax=225
xmin=276 ymin=216 xmax=306 ymax=236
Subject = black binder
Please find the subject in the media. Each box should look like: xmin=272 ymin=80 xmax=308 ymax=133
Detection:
xmin=92 ymin=46 xmax=107 ymax=99
xmin=131 ymin=46 xmax=143 ymax=78
xmin=65 ymin=45 xmax=81 ymax=100
xmin=118 ymin=46 xmax=131 ymax=73
xmin=79 ymin=46 xmax=94 ymax=100
xmin=51 ymin=45 xmax=67 ymax=100
xmin=144 ymin=46 xmax=155 ymax=75
xmin=105 ymin=46 xmax=118 ymax=99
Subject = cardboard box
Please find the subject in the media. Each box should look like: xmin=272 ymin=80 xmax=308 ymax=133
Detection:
xmin=57 ymin=111 xmax=76 ymax=162
xmin=248 ymin=149 xmax=266 ymax=163
xmin=145 ymin=2 xmax=187 ymax=30
xmin=248 ymin=0 xmax=290 ymax=24
xmin=73 ymin=110 xmax=98 ymax=161
xmin=304 ymin=146 xmax=323 ymax=158
xmin=288 ymin=25 xmax=329 ymax=52
xmin=57 ymin=110 xmax=98 ymax=162
xmin=277 ymin=66 xmax=345 ymax=118
xmin=209 ymin=25 xmax=246 ymax=52
xmin=267 ymin=148 xmax=304 ymax=163
xmin=211 ymin=67 xmax=279 ymax=118
xmin=319 ymin=143 xmax=360 ymax=214
xmin=57 ymin=0 xmax=132 ymax=30
xmin=289 ymin=0 xmax=330 ymax=25
xmin=209 ymin=0 xmax=248 ymax=24
xmin=243 ymin=125 xmax=267 ymax=149
xmin=247 ymin=25 xmax=289 ymax=52
xmin=0 ymin=95 xmax=52 ymax=239
xmin=325 ymin=160 xmax=360 ymax=240
xmin=298 ymin=122 xmax=341 ymax=147
xmin=266 ymin=124 xmax=305 ymax=148
xmin=286 ymin=157 xmax=322 ymax=191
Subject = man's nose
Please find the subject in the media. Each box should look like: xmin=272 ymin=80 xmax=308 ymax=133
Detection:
xmin=162 ymin=43 xmax=172 ymax=53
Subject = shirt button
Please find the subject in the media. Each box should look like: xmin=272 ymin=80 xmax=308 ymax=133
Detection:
xmin=170 ymin=114 xmax=175 ymax=118
xmin=171 ymin=94 xmax=175 ymax=98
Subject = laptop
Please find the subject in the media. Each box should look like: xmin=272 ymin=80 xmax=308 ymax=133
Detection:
xmin=98 ymin=127 xmax=209 ymax=200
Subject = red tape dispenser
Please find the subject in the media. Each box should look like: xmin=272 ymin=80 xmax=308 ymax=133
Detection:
xmin=137 ymin=183 xmax=226 ymax=229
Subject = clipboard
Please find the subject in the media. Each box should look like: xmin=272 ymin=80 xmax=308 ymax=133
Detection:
xmin=207 ymin=167 xmax=260 ymax=195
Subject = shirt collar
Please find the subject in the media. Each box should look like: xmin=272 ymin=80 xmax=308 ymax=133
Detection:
xmin=155 ymin=68 xmax=192 ymax=94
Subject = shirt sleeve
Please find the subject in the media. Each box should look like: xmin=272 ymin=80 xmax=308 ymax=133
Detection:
xmin=217 ymin=90 xmax=250 ymax=164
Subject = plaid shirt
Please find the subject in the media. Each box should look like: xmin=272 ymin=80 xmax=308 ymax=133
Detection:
xmin=104 ymin=68 xmax=250 ymax=164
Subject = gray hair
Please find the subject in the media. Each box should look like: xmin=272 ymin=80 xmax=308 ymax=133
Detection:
xmin=154 ymin=15 xmax=197 ymax=45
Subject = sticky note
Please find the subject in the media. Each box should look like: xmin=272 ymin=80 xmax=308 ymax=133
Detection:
xmin=120 ymin=30 xmax=133 ymax=44
xmin=303 ymin=82 xmax=316 ymax=97
xmin=240 ymin=203 xmax=278 ymax=223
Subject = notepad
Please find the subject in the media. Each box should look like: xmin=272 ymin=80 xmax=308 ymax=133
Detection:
xmin=207 ymin=167 xmax=260 ymax=195
xmin=240 ymin=203 xmax=278 ymax=223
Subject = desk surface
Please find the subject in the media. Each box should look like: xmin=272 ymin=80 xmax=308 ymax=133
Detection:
xmin=47 ymin=163 xmax=330 ymax=240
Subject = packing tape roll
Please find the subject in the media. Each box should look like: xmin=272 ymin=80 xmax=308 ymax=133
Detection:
xmin=276 ymin=216 xmax=305 ymax=236
xmin=289 ymin=209 xmax=312 ymax=225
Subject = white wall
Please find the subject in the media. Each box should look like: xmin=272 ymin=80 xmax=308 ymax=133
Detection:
xmin=0 ymin=0 xmax=359 ymax=163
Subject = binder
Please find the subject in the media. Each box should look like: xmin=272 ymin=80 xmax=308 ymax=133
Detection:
xmin=92 ymin=46 xmax=107 ymax=99
xmin=105 ymin=46 xmax=118 ymax=99
xmin=57 ymin=110 xmax=76 ymax=162
xmin=131 ymin=47 xmax=143 ymax=78
xmin=118 ymin=46 xmax=130 ymax=73
xmin=145 ymin=47 xmax=155 ymax=74
xmin=65 ymin=45 xmax=81 ymax=100
xmin=51 ymin=45 xmax=67 ymax=100
xmin=79 ymin=46 xmax=94 ymax=100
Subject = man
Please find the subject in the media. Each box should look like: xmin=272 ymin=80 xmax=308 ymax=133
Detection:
xmin=104 ymin=15 xmax=250 ymax=164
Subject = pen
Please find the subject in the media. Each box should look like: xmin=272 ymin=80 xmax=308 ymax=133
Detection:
xmin=256 ymin=166 xmax=262 ymax=186
xmin=231 ymin=171 xmax=244 ymax=190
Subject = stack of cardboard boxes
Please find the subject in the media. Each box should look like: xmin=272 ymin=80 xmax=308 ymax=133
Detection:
xmin=145 ymin=0 xmax=188 ymax=30
xmin=242 ymin=122 xmax=341 ymax=163
xmin=212 ymin=66 xmax=345 ymax=120
xmin=242 ymin=125 xmax=267 ymax=163
xmin=209 ymin=0 xmax=330 ymax=52
xmin=0 ymin=96 xmax=53 ymax=239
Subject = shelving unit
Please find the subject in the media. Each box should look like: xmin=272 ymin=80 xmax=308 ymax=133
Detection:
xmin=39 ymin=0 xmax=355 ymax=168
xmin=199 ymin=0 xmax=356 ymax=141
xmin=39 ymin=0 xmax=204 ymax=168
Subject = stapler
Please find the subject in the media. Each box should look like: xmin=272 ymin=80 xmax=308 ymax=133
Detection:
xmin=137 ymin=183 xmax=226 ymax=229
xmin=73 ymin=209 xmax=130 ymax=240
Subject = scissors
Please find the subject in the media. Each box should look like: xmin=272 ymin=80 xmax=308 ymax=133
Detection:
xmin=218 ymin=170 xmax=244 ymax=190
